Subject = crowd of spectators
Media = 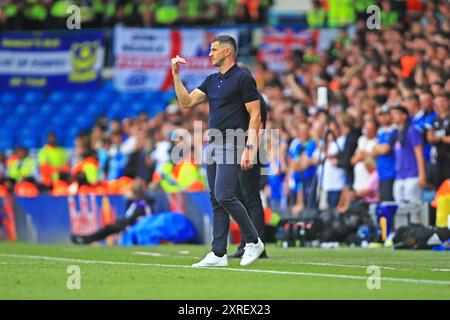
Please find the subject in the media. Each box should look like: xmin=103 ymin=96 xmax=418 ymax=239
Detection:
xmin=0 ymin=0 xmax=449 ymax=218
xmin=0 ymin=105 xmax=210 ymax=196
xmin=0 ymin=0 xmax=273 ymax=31
xmin=257 ymin=0 xmax=449 ymax=215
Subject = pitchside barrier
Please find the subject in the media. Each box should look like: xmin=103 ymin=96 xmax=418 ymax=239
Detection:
xmin=0 ymin=191 xmax=213 ymax=245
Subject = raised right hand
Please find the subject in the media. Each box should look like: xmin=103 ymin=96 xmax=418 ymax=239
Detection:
xmin=171 ymin=55 xmax=187 ymax=75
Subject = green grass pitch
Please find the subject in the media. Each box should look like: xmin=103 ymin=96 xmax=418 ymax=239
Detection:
xmin=0 ymin=242 xmax=449 ymax=299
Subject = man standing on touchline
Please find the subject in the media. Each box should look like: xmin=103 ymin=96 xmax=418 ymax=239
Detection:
xmin=230 ymin=62 xmax=269 ymax=259
xmin=171 ymin=35 xmax=264 ymax=267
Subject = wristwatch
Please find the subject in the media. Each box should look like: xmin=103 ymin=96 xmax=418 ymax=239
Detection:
xmin=245 ymin=144 xmax=254 ymax=151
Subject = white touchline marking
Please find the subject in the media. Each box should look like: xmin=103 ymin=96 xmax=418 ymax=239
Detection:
xmin=1 ymin=253 xmax=449 ymax=286
xmin=132 ymin=251 xmax=201 ymax=259
xmin=431 ymin=269 xmax=450 ymax=272
xmin=131 ymin=253 xmax=402 ymax=271
xmin=283 ymin=261 xmax=398 ymax=270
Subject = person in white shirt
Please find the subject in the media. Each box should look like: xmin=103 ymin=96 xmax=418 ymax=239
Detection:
xmin=351 ymin=119 xmax=378 ymax=192
xmin=313 ymin=120 xmax=347 ymax=209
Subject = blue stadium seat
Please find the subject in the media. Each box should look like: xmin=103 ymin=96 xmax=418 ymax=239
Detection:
xmin=74 ymin=115 xmax=94 ymax=129
xmin=95 ymin=90 xmax=119 ymax=105
xmin=0 ymin=92 xmax=18 ymax=105
xmin=48 ymin=90 xmax=70 ymax=104
xmin=149 ymin=101 xmax=167 ymax=112
xmin=3 ymin=118 xmax=21 ymax=131
xmin=141 ymin=91 xmax=159 ymax=102
xmin=102 ymin=80 xmax=114 ymax=91
xmin=0 ymin=136 xmax=15 ymax=151
xmin=59 ymin=103 xmax=78 ymax=117
xmin=18 ymin=127 xmax=35 ymax=138
xmin=63 ymin=135 xmax=76 ymax=148
xmin=22 ymin=90 xmax=46 ymax=104
xmin=131 ymin=102 xmax=145 ymax=114
xmin=118 ymin=92 xmax=142 ymax=104
xmin=14 ymin=104 xmax=36 ymax=117
xmin=40 ymin=103 xmax=57 ymax=116
xmin=107 ymin=102 xmax=124 ymax=114
xmin=17 ymin=133 xmax=38 ymax=149
xmin=86 ymin=102 xmax=106 ymax=115
xmin=25 ymin=116 xmax=45 ymax=130
xmin=0 ymin=107 xmax=7 ymax=118
xmin=162 ymin=90 xmax=176 ymax=102
xmin=72 ymin=90 xmax=91 ymax=103
xmin=50 ymin=115 xmax=69 ymax=128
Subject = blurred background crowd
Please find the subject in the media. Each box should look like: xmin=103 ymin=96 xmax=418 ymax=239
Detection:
xmin=0 ymin=0 xmax=273 ymax=30
xmin=0 ymin=0 xmax=449 ymax=219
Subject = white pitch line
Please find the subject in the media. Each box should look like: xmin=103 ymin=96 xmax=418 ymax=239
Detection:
xmin=132 ymin=251 xmax=201 ymax=259
xmin=431 ymin=269 xmax=450 ymax=272
xmin=1 ymin=253 xmax=450 ymax=286
xmin=282 ymin=261 xmax=399 ymax=270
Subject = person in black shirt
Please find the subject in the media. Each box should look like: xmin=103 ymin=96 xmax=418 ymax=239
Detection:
xmin=427 ymin=94 xmax=450 ymax=187
xmin=171 ymin=35 xmax=264 ymax=267
xmin=230 ymin=63 xmax=268 ymax=259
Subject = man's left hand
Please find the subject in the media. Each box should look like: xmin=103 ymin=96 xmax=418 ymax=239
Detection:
xmin=240 ymin=148 xmax=255 ymax=171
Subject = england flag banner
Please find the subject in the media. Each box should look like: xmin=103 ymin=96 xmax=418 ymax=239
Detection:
xmin=114 ymin=26 xmax=239 ymax=92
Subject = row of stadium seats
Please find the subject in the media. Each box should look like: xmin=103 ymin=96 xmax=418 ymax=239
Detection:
xmin=0 ymin=82 xmax=176 ymax=150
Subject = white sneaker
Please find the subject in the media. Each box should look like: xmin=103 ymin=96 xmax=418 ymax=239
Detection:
xmin=192 ymin=252 xmax=228 ymax=267
xmin=240 ymin=238 xmax=264 ymax=266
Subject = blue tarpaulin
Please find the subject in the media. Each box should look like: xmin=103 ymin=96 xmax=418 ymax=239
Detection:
xmin=121 ymin=211 xmax=197 ymax=246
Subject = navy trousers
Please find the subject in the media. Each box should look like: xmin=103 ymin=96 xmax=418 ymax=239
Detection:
xmin=205 ymin=142 xmax=259 ymax=256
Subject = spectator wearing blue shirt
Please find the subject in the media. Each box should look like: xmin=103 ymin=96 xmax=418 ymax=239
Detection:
xmin=373 ymin=105 xmax=396 ymax=201
xmin=390 ymin=105 xmax=426 ymax=203
xmin=105 ymin=131 xmax=129 ymax=181
xmin=405 ymin=93 xmax=436 ymax=163
xmin=287 ymin=122 xmax=316 ymax=212
xmin=265 ymin=139 xmax=286 ymax=214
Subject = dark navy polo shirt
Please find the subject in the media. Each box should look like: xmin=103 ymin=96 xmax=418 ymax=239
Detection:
xmin=197 ymin=64 xmax=260 ymax=135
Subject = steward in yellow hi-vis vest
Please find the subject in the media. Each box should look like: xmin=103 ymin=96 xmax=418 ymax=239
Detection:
xmin=7 ymin=147 xmax=36 ymax=182
xmin=71 ymin=152 xmax=99 ymax=185
xmin=307 ymin=0 xmax=327 ymax=28
xmin=327 ymin=0 xmax=356 ymax=28
xmin=38 ymin=133 xmax=69 ymax=186
xmin=152 ymin=159 xmax=206 ymax=193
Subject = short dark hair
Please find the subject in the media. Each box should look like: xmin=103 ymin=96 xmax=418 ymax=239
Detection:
xmin=390 ymin=105 xmax=409 ymax=115
xmin=211 ymin=35 xmax=237 ymax=54
xmin=406 ymin=94 xmax=419 ymax=103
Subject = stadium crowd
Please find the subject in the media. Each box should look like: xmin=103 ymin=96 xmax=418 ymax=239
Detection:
xmin=0 ymin=0 xmax=273 ymax=30
xmin=0 ymin=0 xmax=449 ymax=218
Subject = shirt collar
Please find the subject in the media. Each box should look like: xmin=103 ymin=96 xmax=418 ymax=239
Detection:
xmin=414 ymin=109 xmax=424 ymax=120
xmin=219 ymin=63 xmax=239 ymax=79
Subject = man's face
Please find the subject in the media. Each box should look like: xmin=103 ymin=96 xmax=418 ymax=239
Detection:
xmin=47 ymin=134 xmax=56 ymax=146
xmin=435 ymin=97 xmax=449 ymax=117
xmin=377 ymin=112 xmax=391 ymax=126
xmin=419 ymin=93 xmax=433 ymax=110
xmin=404 ymin=97 xmax=418 ymax=113
xmin=209 ymin=41 xmax=231 ymax=67
xmin=391 ymin=109 xmax=406 ymax=125
xmin=17 ymin=149 xmax=26 ymax=159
